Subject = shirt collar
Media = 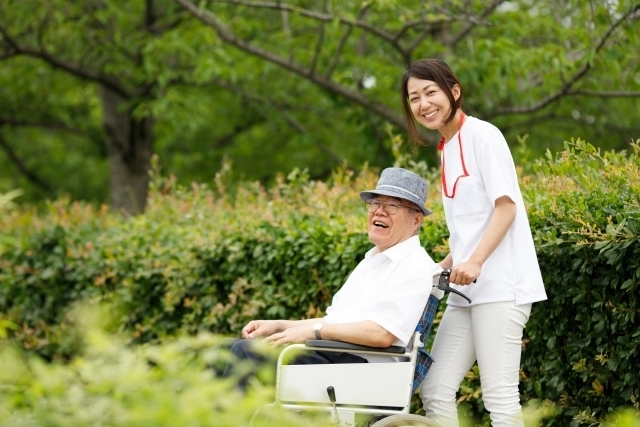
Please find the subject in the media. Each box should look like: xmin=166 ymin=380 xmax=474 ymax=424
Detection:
xmin=365 ymin=235 xmax=421 ymax=262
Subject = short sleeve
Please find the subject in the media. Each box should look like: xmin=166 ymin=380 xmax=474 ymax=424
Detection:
xmin=475 ymin=127 xmax=518 ymax=206
xmin=365 ymin=259 xmax=435 ymax=346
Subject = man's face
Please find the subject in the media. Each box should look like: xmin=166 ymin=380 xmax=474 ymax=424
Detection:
xmin=367 ymin=195 xmax=423 ymax=252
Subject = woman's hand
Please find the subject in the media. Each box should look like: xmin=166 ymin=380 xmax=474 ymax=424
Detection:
xmin=450 ymin=260 xmax=481 ymax=285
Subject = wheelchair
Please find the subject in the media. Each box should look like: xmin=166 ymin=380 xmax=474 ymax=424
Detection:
xmin=256 ymin=269 xmax=471 ymax=427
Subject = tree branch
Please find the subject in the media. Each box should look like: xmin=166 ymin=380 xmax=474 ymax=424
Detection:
xmin=405 ymin=24 xmax=439 ymax=63
xmin=22 ymin=46 xmax=132 ymax=98
xmin=208 ymin=0 xmax=408 ymax=56
xmin=394 ymin=18 xmax=436 ymax=42
xmin=325 ymin=3 xmax=370 ymax=79
xmin=212 ymin=116 xmax=265 ymax=149
xmin=145 ymin=0 xmax=156 ymax=28
xmin=498 ymin=111 xmax=559 ymax=135
xmin=209 ymin=78 xmax=354 ymax=168
xmin=485 ymin=4 xmax=640 ymax=119
xmin=325 ymin=25 xmax=353 ymax=79
xmin=566 ymin=89 xmax=640 ymax=98
xmin=174 ymin=0 xmax=408 ymax=130
xmin=308 ymin=1 xmax=328 ymax=77
xmin=0 ymin=118 xmax=86 ymax=135
xmin=194 ymin=0 xmax=501 ymax=73
xmin=0 ymin=49 xmax=18 ymax=60
xmin=280 ymin=109 xmax=356 ymax=171
xmin=0 ymin=131 xmax=53 ymax=193
xmin=450 ymin=0 xmax=505 ymax=47
xmin=0 ymin=22 xmax=132 ymax=99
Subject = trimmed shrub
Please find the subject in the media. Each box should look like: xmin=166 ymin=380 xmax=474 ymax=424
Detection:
xmin=0 ymin=166 xmax=448 ymax=357
xmin=1 ymin=139 xmax=639 ymax=425
xmin=520 ymin=139 xmax=640 ymax=425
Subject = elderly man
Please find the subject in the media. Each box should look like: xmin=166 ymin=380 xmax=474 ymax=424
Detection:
xmin=223 ymin=168 xmax=441 ymax=384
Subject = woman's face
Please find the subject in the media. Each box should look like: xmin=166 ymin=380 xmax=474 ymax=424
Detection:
xmin=406 ymin=76 xmax=460 ymax=132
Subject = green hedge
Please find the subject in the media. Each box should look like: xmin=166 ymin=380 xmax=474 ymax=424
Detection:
xmin=521 ymin=140 xmax=640 ymax=425
xmin=1 ymin=140 xmax=639 ymax=425
xmin=1 ymin=167 xmax=439 ymax=355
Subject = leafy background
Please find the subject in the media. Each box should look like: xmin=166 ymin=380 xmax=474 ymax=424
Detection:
xmin=2 ymin=139 xmax=640 ymax=426
xmin=1 ymin=0 xmax=639 ymax=209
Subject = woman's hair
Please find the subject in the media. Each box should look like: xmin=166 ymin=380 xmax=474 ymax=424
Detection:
xmin=400 ymin=58 xmax=464 ymax=145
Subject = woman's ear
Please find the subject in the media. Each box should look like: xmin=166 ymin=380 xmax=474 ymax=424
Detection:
xmin=452 ymin=84 xmax=461 ymax=101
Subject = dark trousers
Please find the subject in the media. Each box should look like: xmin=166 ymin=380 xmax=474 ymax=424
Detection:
xmin=221 ymin=339 xmax=367 ymax=390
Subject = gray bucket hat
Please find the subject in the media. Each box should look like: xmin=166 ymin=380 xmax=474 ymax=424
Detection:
xmin=360 ymin=167 xmax=432 ymax=216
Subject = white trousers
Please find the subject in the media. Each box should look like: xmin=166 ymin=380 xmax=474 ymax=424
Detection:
xmin=420 ymin=301 xmax=532 ymax=427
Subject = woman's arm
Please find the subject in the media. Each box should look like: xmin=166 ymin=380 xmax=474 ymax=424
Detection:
xmin=439 ymin=253 xmax=453 ymax=268
xmin=450 ymin=195 xmax=516 ymax=285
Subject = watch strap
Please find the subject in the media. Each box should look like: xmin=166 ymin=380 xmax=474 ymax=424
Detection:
xmin=313 ymin=322 xmax=323 ymax=340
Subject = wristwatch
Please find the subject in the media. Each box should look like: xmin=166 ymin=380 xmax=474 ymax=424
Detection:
xmin=313 ymin=322 xmax=324 ymax=340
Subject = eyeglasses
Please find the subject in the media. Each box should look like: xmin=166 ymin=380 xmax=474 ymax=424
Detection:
xmin=365 ymin=200 xmax=417 ymax=215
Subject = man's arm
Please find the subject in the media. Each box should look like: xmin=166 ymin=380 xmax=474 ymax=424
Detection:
xmin=321 ymin=321 xmax=396 ymax=347
xmin=241 ymin=318 xmax=322 ymax=339
xmin=263 ymin=320 xmax=396 ymax=347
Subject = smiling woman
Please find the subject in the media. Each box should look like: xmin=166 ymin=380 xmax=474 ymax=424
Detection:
xmin=406 ymin=80 xmax=462 ymax=142
xmin=400 ymin=58 xmax=548 ymax=427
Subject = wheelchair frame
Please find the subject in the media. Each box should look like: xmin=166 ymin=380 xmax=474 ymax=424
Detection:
xmin=256 ymin=269 xmax=468 ymax=427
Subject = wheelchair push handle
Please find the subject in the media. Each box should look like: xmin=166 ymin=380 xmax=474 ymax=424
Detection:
xmin=436 ymin=268 xmax=473 ymax=304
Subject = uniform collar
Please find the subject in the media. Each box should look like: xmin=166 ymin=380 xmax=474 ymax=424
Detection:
xmin=365 ymin=235 xmax=421 ymax=262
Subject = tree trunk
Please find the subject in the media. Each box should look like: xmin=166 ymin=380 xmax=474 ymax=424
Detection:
xmin=98 ymin=84 xmax=154 ymax=215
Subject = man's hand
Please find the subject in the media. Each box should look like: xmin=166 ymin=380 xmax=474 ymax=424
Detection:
xmin=241 ymin=320 xmax=282 ymax=339
xmin=263 ymin=324 xmax=315 ymax=347
xmin=450 ymin=260 xmax=481 ymax=286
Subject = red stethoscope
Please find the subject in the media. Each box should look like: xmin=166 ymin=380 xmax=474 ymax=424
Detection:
xmin=438 ymin=112 xmax=467 ymax=199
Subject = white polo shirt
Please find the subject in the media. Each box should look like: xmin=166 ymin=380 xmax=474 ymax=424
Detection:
xmin=441 ymin=116 xmax=547 ymax=307
xmin=323 ymin=236 xmax=442 ymax=362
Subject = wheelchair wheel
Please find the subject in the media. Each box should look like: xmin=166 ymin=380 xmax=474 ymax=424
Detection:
xmin=369 ymin=414 xmax=440 ymax=427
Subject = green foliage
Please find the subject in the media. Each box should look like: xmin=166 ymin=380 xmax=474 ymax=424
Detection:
xmin=520 ymin=139 xmax=640 ymax=426
xmin=0 ymin=165 xmax=449 ymax=357
xmin=2 ymin=0 xmax=639 ymax=206
xmin=0 ymin=189 xmax=22 ymax=214
xmin=0 ymin=307 xmax=330 ymax=427
xmin=0 ymin=56 xmax=107 ymax=203
xmin=2 ymin=141 xmax=640 ymax=425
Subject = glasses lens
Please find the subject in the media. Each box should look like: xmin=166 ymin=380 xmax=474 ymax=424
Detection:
xmin=366 ymin=201 xmax=400 ymax=214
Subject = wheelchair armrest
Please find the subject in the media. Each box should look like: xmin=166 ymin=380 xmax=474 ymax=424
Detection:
xmin=305 ymin=339 xmax=406 ymax=355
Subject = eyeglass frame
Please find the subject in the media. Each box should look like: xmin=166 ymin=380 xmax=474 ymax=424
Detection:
xmin=365 ymin=199 xmax=420 ymax=215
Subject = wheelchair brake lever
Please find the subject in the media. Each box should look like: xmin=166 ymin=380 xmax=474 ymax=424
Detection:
xmin=437 ymin=268 xmax=473 ymax=304
xmin=326 ymin=386 xmax=341 ymax=426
